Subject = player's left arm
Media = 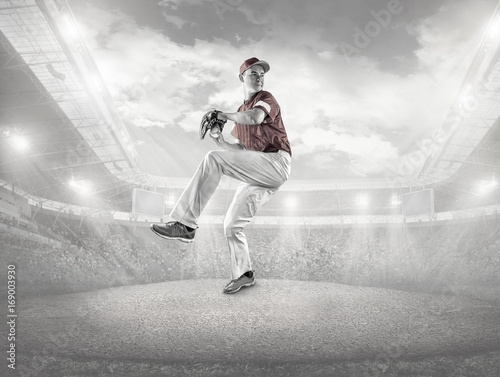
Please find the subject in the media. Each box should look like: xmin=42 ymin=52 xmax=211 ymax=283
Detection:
xmin=218 ymin=108 xmax=266 ymax=125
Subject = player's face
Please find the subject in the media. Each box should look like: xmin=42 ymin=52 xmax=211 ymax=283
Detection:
xmin=242 ymin=65 xmax=265 ymax=92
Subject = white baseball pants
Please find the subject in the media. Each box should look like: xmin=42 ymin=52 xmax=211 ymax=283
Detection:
xmin=170 ymin=149 xmax=291 ymax=279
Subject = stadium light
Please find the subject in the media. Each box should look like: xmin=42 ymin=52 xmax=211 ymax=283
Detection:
xmin=285 ymin=195 xmax=298 ymax=209
xmin=61 ymin=14 xmax=79 ymax=41
xmin=356 ymin=194 xmax=370 ymax=208
xmin=476 ymin=178 xmax=498 ymax=195
xmin=10 ymin=135 xmax=29 ymax=152
xmin=165 ymin=193 xmax=176 ymax=207
xmin=390 ymin=194 xmax=401 ymax=207
xmin=487 ymin=15 xmax=500 ymax=40
xmin=68 ymin=179 xmax=92 ymax=196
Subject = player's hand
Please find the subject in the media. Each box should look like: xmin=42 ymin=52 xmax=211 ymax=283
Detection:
xmin=212 ymin=134 xmax=245 ymax=151
xmin=212 ymin=132 xmax=225 ymax=146
xmin=217 ymin=112 xmax=228 ymax=122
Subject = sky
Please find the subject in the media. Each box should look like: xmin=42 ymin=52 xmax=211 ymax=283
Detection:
xmin=68 ymin=0 xmax=499 ymax=181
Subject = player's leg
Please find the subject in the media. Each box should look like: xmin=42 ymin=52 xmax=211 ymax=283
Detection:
xmin=171 ymin=149 xmax=289 ymax=225
xmin=152 ymin=149 xmax=290 ymax=242
xmin=222 ymin=183 xmax=277 ymax=294
xmin=151 ymin=150 xmax=228 ymax=242
xmin=214 ymin=149 xmax=291 ymax=189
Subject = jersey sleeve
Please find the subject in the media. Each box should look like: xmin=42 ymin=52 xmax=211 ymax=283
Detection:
xmin=252 ymin=92 xmax=279 ymax=122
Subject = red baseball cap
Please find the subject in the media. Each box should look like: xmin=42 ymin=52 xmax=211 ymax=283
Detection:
xmin=239 ymin=57 xmax=270 ymax=75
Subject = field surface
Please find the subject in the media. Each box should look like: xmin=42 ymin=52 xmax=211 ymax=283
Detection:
xmin=9 ymin=279 xmax=500 ymax=376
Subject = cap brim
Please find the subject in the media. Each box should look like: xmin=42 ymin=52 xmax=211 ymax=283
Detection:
xmin=249 ymin=60 xmax=270 ymax=73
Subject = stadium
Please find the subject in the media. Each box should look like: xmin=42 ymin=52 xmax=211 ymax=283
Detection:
xmin=1 ymin=0 xmax=500 ymax=376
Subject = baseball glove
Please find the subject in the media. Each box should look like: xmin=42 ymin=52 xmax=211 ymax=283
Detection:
xmin=200 ymin=110 xmax=226 ymax=140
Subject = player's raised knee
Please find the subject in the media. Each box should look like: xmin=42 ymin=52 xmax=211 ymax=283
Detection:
xmin=204 ymin=150 xmax=223 ymax=161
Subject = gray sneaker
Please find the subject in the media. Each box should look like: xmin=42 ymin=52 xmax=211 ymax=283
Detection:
xmin=150 ymin=221 xmax=195 ymax=243
xmin=223 ymin=271 xmax=255 ymax=294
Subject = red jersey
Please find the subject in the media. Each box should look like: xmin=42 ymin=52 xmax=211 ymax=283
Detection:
xmin=231 ymin=90 xmax=292 ymax=156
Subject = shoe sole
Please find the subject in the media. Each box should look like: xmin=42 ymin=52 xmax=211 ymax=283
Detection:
xmin=150 ymin=224 xmax=194 ymax=243
xmin=223 ymin=280 xmax=255 ymax=294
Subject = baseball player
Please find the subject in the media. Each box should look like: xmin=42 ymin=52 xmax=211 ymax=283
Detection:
xmin=151 ymin=57 xmax=292 ymax=294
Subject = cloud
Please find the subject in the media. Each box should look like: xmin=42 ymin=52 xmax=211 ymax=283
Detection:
xmin=292 ymin=126 xmax=400 ymax=177
xmin=72 ymin=0 xmax=497 ymax=179
xmin=162 ymin=12 xmax=186 ymax=29
xmin=77 ymin=6 xmax=245 ymax=129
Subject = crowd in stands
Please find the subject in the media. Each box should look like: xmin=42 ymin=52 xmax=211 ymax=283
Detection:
xmin=0 ymin=212 xmax=17 ymax=227
xmin=1 ymin=210 xmax=499 ymax=298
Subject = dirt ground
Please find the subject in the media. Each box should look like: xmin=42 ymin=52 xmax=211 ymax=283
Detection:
xmin=6 ymin=279 xmax=500 ymax=376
